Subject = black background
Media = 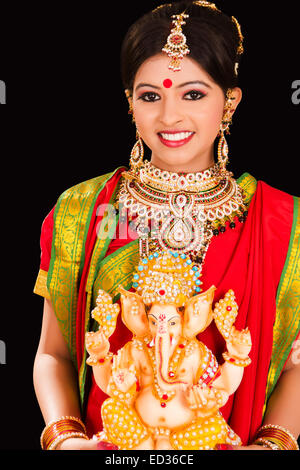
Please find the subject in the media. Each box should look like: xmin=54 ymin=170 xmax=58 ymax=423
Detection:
xmin=0 ymin=0 xmax=299 ymax=454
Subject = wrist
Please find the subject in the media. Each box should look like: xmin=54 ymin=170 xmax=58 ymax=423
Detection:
xmin=222 ymin=351 xmax=251 ymax=367
xmin=40 ymin=416 xmax=88 ymax=450
xmin=254 ymin=424 xmax=299 ymax=451
xmin=86 ymin=351 xmax=113 ymax=366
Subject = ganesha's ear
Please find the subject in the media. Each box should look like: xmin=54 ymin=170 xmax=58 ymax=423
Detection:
xmin=118 ymin=286 xmax=149 ymax=338
xmin=182 ymin=286 xmax=216 ymax=339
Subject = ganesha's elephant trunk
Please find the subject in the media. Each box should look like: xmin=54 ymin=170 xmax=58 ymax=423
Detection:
xmin=154 ymin=315 xmax=187 ymax=392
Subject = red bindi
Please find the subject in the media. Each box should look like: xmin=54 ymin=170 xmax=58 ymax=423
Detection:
xmin=163 ymin=79 xmax=173 ymax=88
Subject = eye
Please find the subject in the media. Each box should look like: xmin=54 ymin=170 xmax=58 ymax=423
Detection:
xmin=138 ymin=92 xmax=160 ymax=102
xmin=151 ymin=320 xmax=157 ymax=326
xmin=183 ymin=90 xmax=206 ymax=100
xmin=169 ymin=321 xmax=176 ymax=326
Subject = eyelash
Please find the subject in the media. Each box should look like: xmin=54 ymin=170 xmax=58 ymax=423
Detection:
xmin=137 ymin=90 xmax=206 ymax=102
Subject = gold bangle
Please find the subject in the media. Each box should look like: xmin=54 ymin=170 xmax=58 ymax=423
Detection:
xmin=86 ymin=352 xmax=113 ymax=366
xmin=48 ymin=432 xmax=89 ymax=450
xmin=40 ymin=416 xmax=87 ymax=450
xmin=222 ymin=351 xmax=251 ymax=367
xmin=253 ymin=438 xmax=280 ymax=450
xmin=255 ymin=424 xmax=299 ymax=451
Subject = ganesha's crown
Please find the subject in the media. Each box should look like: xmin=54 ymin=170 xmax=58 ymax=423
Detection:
xmin=132 ymin=251 xmax=202 ymax=306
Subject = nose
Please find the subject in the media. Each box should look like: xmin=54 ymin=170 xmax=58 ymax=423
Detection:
xmin=159 ymin=95 xmax=184 ymax=128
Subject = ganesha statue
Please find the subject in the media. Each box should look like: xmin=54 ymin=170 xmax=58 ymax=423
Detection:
xmin=85 ymin=250 xmax=252 ymax=450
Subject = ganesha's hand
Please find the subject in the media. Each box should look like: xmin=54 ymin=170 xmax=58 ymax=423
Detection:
xmin=112 ymin=350 xmax=137 ymax=393
xmin=85 ymin=328 xmax=110 ymax=360
xmin=186 ymin=385 xmax=227 ymax=417
xmin=112 ymin=365 xmax=137 ymax=393
xmin=226 ymin=326 xmax=252 ymax=359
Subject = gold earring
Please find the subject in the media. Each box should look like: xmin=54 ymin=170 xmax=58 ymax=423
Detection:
xmin=218 ymin=89 xmax=235 ymax=170
xmin=129 ymin=128 xmax=144 ymax=173
xmin=125 ymin=89 xmax=144 ymax=172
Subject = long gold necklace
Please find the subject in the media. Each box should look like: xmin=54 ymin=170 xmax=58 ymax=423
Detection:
xmin=117 ymin=160 xmax=248 ymax=269
xmin=143 ymin=336 xmax=190 ymax=408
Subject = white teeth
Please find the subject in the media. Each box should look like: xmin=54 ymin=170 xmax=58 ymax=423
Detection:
xmin=160 ymin=131 xmax=193 ymax=141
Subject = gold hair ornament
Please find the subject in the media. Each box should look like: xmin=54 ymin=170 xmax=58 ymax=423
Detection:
xmin=193 ymin=1 xmax=219 ymax=11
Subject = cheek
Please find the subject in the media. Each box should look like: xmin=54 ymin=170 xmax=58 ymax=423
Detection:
xmin=148 ymin=323 xmax=156 ymax=336
xmin=195 ymin=103 xmax=223 ymax=131
xmin=170 ymin=323 xmax=182 ymax=337
xmin=134 ymin=108 xmax=159 ymax=147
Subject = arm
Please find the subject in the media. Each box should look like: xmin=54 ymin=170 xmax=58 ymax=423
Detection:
xmin=231 ymin=357 xmax=300 ymax=451
xmin=85 ymin=329 xmax=112 ymax=394
xmin=86 ymin=333 xmax=138 ymax=398
xmin=261 ymin=356 xmax=300 ymax=441
xmin=213 ymin=326 xmax=251 ymax=395
xmin=33 ymin=299 xmax=97 ymax=450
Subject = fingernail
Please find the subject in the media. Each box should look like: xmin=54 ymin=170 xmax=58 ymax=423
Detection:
xmin=215 ymin=444 xmax=234 ymax=450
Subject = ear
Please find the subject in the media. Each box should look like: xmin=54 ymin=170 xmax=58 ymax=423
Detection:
xmin=182 ymin=286 xmax=216 ymax=339
xmin=231 ymin=87 xmax=242 ymax=110
xmin=118 ymin=286 xmax=148 ymax=338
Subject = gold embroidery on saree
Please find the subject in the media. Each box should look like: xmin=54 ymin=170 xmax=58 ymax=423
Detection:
xmin=264 ymin=197 xmax=300 ymax=409
xmin=47 ymin=173 xmax=116 ymax=367
xmin=34 ymin=269 xmax=50 ymax=299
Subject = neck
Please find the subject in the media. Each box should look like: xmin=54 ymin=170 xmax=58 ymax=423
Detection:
xmin=150 ymin=149 xmax=215 ymax=173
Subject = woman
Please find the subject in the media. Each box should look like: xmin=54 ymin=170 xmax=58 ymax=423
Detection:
xmin=33 ymin=1 xmax=299 ymax=450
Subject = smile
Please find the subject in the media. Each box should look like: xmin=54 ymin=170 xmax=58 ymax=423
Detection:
xmin=158 ymin=131 xmax=195 ymax=148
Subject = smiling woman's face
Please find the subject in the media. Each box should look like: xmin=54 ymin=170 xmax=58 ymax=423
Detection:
xmin=132 ymin=53 xmax=241 ymax=173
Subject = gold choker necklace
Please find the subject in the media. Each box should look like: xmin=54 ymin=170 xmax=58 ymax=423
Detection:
xmin=117 ymin=160 xmax=248 ymax=267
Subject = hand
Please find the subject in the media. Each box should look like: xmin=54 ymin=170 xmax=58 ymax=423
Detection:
xmin=226 ymin=326 xmax=251 ymax=359
xmin=112 ymin=350 xmax=137 ymax=393
xmin=186 ymin=385 xmax=224 ymax=417
xmin=216 ymin=444 xmax=270 ymax=451
xmin=85 ymin=328 xmax=110 ymax=359
xmin=56 ymin=437 xmax=99 ymax=450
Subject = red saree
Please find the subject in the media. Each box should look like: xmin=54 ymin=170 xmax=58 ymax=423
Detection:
xmin=34 ymin=170 xmax=298 ymax=446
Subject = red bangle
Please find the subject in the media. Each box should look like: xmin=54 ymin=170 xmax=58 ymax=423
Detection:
xmin=40 ymin=416 xmax=87 ymax=450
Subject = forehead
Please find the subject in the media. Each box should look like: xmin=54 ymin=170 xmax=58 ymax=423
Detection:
xmin=148 ymin=303 xmax=182 ymax=319
xmin=133 ymin=52 xmax=213 ymax=89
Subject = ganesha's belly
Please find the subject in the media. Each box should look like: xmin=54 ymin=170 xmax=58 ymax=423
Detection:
xmin=135 ymin=387 xmax=194 ymax=429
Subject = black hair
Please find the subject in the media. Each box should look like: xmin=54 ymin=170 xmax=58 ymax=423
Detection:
xmin=120 ymin=1 xmax=242 ymax=96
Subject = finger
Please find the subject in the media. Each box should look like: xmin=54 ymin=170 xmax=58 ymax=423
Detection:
xmin=185 ymin=387 xmax=193 ymax=404
xmin=193 ymin=386 xmax=203 ymax=405
xmin=187 ymin=388 xmax=197 ymax=408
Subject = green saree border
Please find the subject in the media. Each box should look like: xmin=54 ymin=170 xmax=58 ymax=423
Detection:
xmin=47 ymin=169 xmax=121 ymax=367
xmin=264 ymin=196 xmax=300 ymax=409
xmin=78 ymin=183 xmax=125 ymax=402
xmin=78 ymin=239 xmax=139 ymax=404
xmin=237 ymin=172 xmax=257 ymax=205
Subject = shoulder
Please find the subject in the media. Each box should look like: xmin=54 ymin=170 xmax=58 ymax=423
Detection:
xmin=52 ymin=167 xmax=126 ymax=227
xmin=237 ymin=173 xmax=257 ymax=205
xmin=256 ymin=178 xmax=297 ymax=224
xmin=238 ymin=172 xmax=297 ymax=220
xmin=57 ymin=167 xmax=125 ymax=206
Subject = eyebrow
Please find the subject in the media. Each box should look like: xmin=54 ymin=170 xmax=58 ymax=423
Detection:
xmin=148 ymin=314 xmax=158 ymax=320
xmin=135 ymin=80 xmax=212 ymax=92
xmin=147 ymin=314 xmax=180 ymax=321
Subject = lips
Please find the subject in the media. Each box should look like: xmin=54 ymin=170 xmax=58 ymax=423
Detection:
xmin=158 ymin=130 xmax=195 ymax=148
